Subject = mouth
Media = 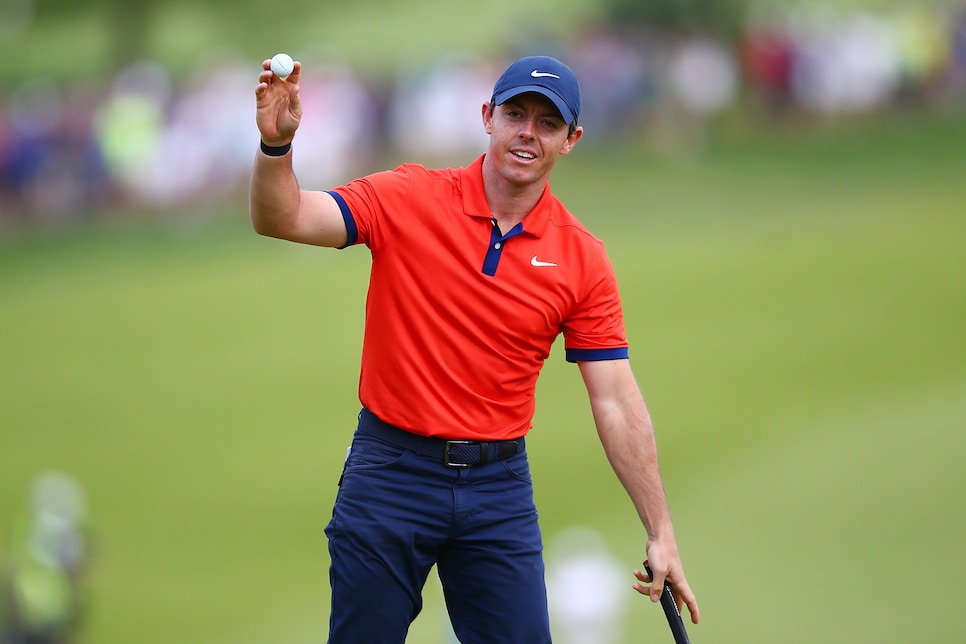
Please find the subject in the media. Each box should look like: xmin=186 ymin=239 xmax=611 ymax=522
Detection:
xmin=511 ymin=149 xmax=537 ymax=162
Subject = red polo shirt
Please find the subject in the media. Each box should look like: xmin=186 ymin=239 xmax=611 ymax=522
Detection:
xmin=329 ymin=154 xmax=628 ymax=440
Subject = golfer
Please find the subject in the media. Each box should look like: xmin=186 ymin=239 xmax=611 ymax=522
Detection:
xmin=251 ymin=54 xmax=699 ymax=643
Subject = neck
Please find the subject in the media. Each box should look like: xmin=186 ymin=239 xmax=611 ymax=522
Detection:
xmin=481 ymin=156 xmax=547 ymax=232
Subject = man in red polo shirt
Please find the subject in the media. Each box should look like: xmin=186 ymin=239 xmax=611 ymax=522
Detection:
xmin=251 ymin=54 xmax=699 ymax=643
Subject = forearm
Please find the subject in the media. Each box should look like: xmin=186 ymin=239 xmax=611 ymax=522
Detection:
xmin=580 ymin=359 xmax=698 ymax=618
xmin=249 ymin=147 xmax=302 ymax=239
xmin=593 ymin=397 xmax=675 ymax=541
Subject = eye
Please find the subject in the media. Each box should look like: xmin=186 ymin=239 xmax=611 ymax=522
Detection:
xmin=541 ymin=118 xmax=566 ymax=132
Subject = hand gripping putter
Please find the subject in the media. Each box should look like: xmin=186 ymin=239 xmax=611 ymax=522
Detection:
xmin=644 ymin=561 xmax=691 ymax=644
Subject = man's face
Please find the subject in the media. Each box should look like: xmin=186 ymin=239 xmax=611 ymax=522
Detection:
xmin=483 ymin=92 xmax=582 ymax=187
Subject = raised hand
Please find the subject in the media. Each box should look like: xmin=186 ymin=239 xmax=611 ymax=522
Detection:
xmin=254 ymin=57 xmax=302 ymax=146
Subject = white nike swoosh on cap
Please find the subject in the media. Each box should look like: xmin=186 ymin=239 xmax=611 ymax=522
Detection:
xmin=531 ymin=256 xmax=558 ymax=267
xmin=530 ymin=70 xmax=561 ymax=79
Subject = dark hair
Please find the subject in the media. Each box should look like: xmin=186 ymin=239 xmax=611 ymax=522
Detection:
xmin=489 ymin=98 xmax=578 ymax=136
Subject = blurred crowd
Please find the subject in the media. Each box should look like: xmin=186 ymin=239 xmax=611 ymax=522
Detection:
xmin=1 ymin=2 xmax=965 ymax=228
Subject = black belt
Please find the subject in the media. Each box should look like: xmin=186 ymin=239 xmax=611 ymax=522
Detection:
xmin=357 ymin=408 xmax=523 ymax=468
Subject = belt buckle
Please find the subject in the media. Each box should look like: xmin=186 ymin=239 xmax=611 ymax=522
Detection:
xmin=444 ymin=440 xmax=475 ymax=468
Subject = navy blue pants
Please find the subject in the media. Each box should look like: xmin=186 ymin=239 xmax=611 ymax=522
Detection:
xmin=324 ymin=415 xmax=551 ymax=643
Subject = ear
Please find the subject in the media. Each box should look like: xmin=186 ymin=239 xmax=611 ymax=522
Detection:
xmin=559 ymin=125 xmax=583 ymax=155
xmin=482 ymin=101 xmax=493 ymax=134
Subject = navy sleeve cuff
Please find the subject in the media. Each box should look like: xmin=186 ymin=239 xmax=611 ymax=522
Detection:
xmin=565 ymin=347 xmax=630 ymax=363
xmin=327 ymin=190 xmax=358 ymax=249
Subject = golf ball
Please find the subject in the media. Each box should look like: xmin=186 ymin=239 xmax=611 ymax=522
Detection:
xmin=270 ymin=53 xmax=294 ymax=79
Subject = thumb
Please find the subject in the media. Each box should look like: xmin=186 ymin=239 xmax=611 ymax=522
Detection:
xmin=644 ymin=561 xmax=665 ymax=602
xmin=285 ymin=61 xmax=302 ymax=86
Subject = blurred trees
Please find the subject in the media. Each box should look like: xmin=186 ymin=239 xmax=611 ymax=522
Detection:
xmin=17 ymin=0 xmax=341 ymax=80
xmin=22 ymin=0 xmax=752 ymax=74
xmin=34 ymin=0 xmax=152 ymax=62
xmin=5 ymin=0 xmax=957 ymax=85
xmin=605 ymin=0 xmax=745 ymax=34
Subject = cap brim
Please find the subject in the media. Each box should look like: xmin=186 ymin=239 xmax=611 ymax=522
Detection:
xmin=494 ymin=85 xmax=576 ymax=126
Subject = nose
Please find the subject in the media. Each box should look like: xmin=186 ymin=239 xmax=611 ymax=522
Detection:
xmin=517 ymin=116 xmax=537 ymax=140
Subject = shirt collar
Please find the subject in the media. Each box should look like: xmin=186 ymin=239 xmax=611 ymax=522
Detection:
xmin=459 ymin=154 xmax=555 ymax=238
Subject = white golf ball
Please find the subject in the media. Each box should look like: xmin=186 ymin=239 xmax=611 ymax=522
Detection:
xmin=270 ymin=53 xmax=294 ymax=79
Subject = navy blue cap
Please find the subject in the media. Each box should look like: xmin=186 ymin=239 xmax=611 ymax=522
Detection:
xmin=492 ymin=55 xmax=581 ymax=126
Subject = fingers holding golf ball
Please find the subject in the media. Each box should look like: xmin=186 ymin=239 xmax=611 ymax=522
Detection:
xmin=260 ymin=53 xmax=300 ymax=85
xmin=255 ymin=53 xmax=302 ymax=146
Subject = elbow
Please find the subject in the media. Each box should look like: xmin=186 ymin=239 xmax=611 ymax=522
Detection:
xmin=250 ymin=214 xmax=274 ymax=237
xmin=249 ymin=205 xmax=289 ymax=239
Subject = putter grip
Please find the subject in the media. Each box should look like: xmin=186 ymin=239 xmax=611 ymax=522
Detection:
xmin=644 ymin=562 xmax=691 ymax=644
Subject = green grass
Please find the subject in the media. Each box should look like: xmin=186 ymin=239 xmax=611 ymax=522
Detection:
xmin=2 ymin=112 xmax=965 ymax=642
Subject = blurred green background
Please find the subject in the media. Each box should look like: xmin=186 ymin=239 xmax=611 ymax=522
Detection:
xmin=2 ymin=0 xmax=966 ymax=642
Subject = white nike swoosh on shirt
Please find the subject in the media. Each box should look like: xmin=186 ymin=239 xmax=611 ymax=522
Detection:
xmin=530 ymin=70 xmax=561 ymax=79
xmin=531 ymin=256 xmax=558 ymax=267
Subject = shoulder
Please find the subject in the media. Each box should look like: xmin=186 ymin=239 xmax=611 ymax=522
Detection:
xmin=546 ymin=195 xmax=605 ymax=249
xmin=396 ymin=162 xmax=460 ymax=181
xmin=539 ymin=195 xmax=617 ymax=288
xmin=357 ymin=162 xmax=461 ymax=193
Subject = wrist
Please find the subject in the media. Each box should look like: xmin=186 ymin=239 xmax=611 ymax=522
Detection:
xmin=260 ymin=140 xmax=292 ymax=157
xmin=646 ymin=525 xmax=677 ymax=544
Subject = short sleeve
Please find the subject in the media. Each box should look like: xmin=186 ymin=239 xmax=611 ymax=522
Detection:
xmin=562 ymin=250 xmax=629 ymax=362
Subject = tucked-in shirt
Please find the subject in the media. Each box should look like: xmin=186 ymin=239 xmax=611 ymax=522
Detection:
xmin=329 ymin=154 xmax=628 ymax=440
